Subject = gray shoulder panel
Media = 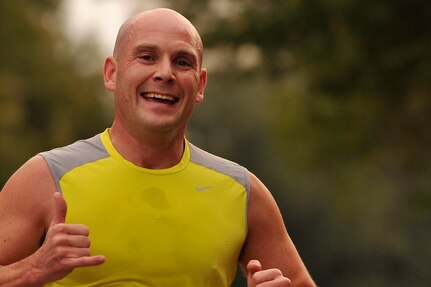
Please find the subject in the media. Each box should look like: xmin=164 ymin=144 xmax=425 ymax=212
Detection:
xmin=188 ymin=141 xmax=250 ymax=193
xmin=39 ymin=134 xmax=108 ymax=193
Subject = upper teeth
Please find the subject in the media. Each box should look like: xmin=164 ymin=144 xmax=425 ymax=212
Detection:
xmin=145 ymin=93 xmax=175 ymax=102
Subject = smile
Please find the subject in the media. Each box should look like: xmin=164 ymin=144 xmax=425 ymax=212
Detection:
xmin=141 ymin=92 xmax=178 ymax=104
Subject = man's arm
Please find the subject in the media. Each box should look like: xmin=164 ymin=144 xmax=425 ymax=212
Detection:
xmin=240 ymin=172 xmax=316 ymax=287
xmin=0 ymin=156 xmax=104 ymax=286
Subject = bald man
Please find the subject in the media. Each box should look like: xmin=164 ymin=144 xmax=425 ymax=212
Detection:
xmin=0 ymin=8 xmax=315 ymax=287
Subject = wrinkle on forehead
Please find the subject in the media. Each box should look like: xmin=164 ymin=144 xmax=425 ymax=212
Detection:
xmin=113 ymin=8 xmax=203 ymax=64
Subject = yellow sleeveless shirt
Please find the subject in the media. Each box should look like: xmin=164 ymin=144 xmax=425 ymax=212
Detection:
xmin=41 ymin=129 xmax=249 ymax=287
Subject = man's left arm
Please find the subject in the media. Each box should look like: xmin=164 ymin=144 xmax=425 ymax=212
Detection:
xmin=239 ymin=172 xmax=316 ymax=287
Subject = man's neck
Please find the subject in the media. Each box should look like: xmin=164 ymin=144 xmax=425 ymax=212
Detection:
xmin=108 ymin=121 xmax=186 ymax=169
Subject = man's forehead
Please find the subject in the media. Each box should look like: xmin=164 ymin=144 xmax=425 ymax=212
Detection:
xmin=134 ymin=13 xmax=199 ymax=43
xmin=114 ymin=9 xmax=202 ymax=60
xmin=132 ymin=23 xmax=197 ymax=44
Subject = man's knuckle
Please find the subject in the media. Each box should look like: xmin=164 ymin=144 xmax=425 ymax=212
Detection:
xmin=52 ymin=235 xmax=68 ymax=246
xmin=83 ymin=237 xmax=91 ymax=247
xmin=55 ymin=247 xmax=69 ymax=258
xmin=276 ymin=276 xmax=291 ymax=286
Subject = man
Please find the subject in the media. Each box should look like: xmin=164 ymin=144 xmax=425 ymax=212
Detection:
xmin=0 ymin=8 xmax=316 ymax=287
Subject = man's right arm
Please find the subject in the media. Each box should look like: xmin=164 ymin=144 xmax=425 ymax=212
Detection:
xmin=0 ymin=260 xmax=39 ymax=287
xmin=0 ymin=156 xmax=53 ymax=286
xmin=0 ymin=156 xmax=105 ymax=286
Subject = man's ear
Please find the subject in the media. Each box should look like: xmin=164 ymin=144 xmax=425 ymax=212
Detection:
xmin=195 ymin=68 xmax=207 ymax=103
xmin=103 ymin=56 xmax=117 ymax=92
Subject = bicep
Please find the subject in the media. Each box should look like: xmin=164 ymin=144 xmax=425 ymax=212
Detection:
xmin=0 ymin=155 xmax=56 ymax=265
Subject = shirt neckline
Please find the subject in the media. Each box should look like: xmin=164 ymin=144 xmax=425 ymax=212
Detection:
xmin=100 ymin=128 xmax=190 ymax=174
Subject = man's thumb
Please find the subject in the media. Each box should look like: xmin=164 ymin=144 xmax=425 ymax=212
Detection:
xmin=247 ymin=259 xmax=262 ymax=275
xmin=247 ymin=259 xmax=262 ymax=287
xmin=51 ymin=192 xmax=67 ymax=226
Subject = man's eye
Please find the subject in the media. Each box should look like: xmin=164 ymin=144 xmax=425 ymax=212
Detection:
xmin=177 ymin=60 xmax=191 ymax=67
xmin=140 ymin=55 xmax=153 ymax=61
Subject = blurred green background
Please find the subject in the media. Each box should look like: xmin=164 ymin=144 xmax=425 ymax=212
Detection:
xmin=1 ymin=1 xmax=430 ymax=286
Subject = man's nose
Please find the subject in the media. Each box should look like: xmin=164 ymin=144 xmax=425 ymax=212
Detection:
xmin=153 ymin=58 xmax=175 ymax=82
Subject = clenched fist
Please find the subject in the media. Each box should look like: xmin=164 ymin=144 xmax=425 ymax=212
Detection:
xmin=247 ymin=260 xmax=291 ymax=287
xmin=28 ymin=193 xmax=105 ymax=286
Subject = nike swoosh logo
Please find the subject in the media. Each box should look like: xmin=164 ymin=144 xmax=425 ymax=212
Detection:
xmin=196 ymin=185 xmax=214 ymax=191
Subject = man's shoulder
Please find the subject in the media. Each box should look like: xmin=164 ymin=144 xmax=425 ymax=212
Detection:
xmin=188 ymin=141 xmax=250 ymax=190
xmin=40 ymin=133 xmax=107 ymax=161
xmin=39 ymin=133 xmax=109 ymax=181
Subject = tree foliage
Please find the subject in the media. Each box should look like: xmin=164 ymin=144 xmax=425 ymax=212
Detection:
xmin=0 ymin=1 xmax=111 ymax=183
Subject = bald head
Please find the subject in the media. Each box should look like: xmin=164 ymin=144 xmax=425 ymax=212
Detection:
xmin=113 ymin=8 xmax=204 ymax=65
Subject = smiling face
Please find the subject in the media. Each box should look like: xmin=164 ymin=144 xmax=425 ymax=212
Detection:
xmin=104 ymin=9 xmax=207 ymax=138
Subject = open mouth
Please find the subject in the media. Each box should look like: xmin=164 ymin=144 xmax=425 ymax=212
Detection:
xmin=141 ymin=92 xmax=178 ymax=105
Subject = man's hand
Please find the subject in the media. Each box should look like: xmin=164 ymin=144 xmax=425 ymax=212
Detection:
xmin=247 ymin=260 xmax=291 ymax=287
xmin=28 ymin=193 xmax=105 ymax=285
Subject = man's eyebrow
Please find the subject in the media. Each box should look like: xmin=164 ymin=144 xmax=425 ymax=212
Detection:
xmin=174 ymin=50 xmax=198 ymax=62
xmin=132 ymin=44 xmax=159 ymax=54
xmin=132 ymin=44 xmax=198 ymax=63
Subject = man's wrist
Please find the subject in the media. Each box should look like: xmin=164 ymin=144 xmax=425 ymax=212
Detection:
xmin=0 ymin=259 xmax=41 ymax=287
xmin=24 ymin=255 xmax=46 ymax=287
xmin=25 ymin=268 xmax=44 ymax=287
xmin=10 ymin=256 xmax=45 ymax=287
